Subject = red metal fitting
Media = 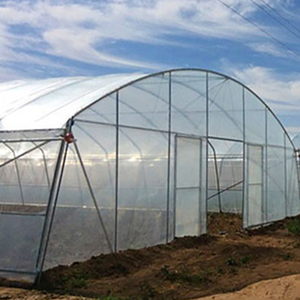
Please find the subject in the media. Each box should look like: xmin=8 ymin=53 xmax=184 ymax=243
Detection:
xmin=64 ymin=132 xmax=75 ymax=144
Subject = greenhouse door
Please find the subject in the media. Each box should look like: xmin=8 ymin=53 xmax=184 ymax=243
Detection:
xmin=174 ymin=136 xmax=206 ymax=237
xmin=244 ymin=144 xmax=264 ymax=227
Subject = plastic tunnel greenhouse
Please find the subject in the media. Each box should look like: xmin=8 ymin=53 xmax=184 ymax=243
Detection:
xmin=0 ymin=68 xmax=299 ymax=284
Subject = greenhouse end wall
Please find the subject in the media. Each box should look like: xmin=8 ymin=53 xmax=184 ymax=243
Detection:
xmin=0 ymin=69 xmax=298 ymax=283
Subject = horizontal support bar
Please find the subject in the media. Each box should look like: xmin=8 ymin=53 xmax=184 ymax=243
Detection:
xmin=0 ymin=137 xmax=62 ymax=143
xmin=0 ymin=268 xmax=36 ymax=275
xmin=0 ymin=211 xmax=46 ymax=217
xmin=176 ymin=186 xmax=201 ymax=190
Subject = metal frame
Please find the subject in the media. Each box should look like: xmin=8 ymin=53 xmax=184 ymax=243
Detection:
xmin=198 ymin=138 xmax=203 ymax=235
xmin=0 ymin=141 xmax=53 ymax=169
xmin=36 ymin=137 xmax=68 ymax=283
xmin=73 ymin=140 xmax=114 ymax=254
xmin=242 ymin=87 xmax=246 ymax=226
xmin=261 ymin=144 xmax=265 ymax=225
xmin=166 ymin=72 xmax=172 ymax=242
xmin=284 ymin=134 xmax=288 ymax=217
xmin=207 ymin=141 xmax=221 ymax=212
xmin=0 ymin=68 xmax=299 ymax=284
xmin=73 ymin=68 xmax=294 ymax=148
xmin=114 ymin=91 xmax=119 ymax=253
xmin=0 ymin=211 xmax=46 ymax=217
xmin=0 ymin=137 xmax=62 ymax=143
xmin=71 ymin=119 xmax=293 ymax=150
xmin=66 ymin=146 xmax=85 ymax=206
xmin=3 ymin=143 xmax=24 ymax=205
xmin=173 ymin=134 xmax=204 ymax=237
xmin=0 ymin=268 xmax=36 ymax=276
xmin=264 ymin=108 xmax=268 ymax=223
xmin=294 ymin=147 xmax=300 ymax=213
xmin=0 ymin=136 xmax=65 ymax=282
xmin=207 ymin=180 xmax=243 ymax=201
xmin=74 ymin=124 xmax=115 ymax=204
xmin=31 ymin=141 xmax=51 ymax=190
xmin=173 ymin=134 xmax=178 ymax=238
xmin=205 ymin=72 xmax=209 ymax=234
xmin=245 ymin=143 xmax=264 ymax=227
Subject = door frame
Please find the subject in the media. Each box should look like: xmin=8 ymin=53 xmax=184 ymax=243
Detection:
xmin=173 ymin=134 xmax=205 ymax=237
xmin=244 ymin=142 xmax=264 ymax=228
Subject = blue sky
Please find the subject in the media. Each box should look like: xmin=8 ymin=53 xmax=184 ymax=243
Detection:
xmin=1 ymin=0 xmax=300 ymax=137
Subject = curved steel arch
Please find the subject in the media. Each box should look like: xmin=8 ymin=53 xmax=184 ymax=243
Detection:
xmin=72 ymin=68 xmax=294 ymax=149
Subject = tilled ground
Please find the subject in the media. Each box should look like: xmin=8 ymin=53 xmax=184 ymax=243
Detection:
xmin=2 ymin=213 xmax=300 ymax=300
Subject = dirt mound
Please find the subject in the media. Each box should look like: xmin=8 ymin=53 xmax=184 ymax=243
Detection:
xmin=207 ymin=212 xmax=243 ymax=235
xmin=35 ymin=214 xmax=300 ymax=300
xmin=4 ymin=273 xmax=300 ymax=300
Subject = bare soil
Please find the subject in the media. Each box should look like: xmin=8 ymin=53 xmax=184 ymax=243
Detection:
xmin=3 ymin=213 xmax=300 ymax=300
xmin=196 ymin=274 xmax=300 ymax=300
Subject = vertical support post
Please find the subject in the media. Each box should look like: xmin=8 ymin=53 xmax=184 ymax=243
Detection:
xmin=294 ymin=147 xmax=300 ymax=211
xmin=205 ymin=71 xmax=209 ymax=233
xmin=198 ymin=138 xmax=202 ymax=235
xmin=32 ymin=142 xmax=51 ymax=190
xmin=242 ymin=87 xmax=246 ymax=227
xmin=114 ymin=91 xmax=119 ymax=253
xmin=264 ymin=108 xmax=268 ymax=223
xmin=4 ymin=143 xmax=25 ymax=205
xmin=261 ymin=144 xmax=264 ymax=224
xmin=246 ymin=145 xmax=249 ymax=227
xmin=35 ymin=137 xmax=67 ymax=284
xmin=40 ymin=148 xmax=51 ymax=190
xmin=68 ymin=147 xmax=84 ymax=206
xmin=166 ymin=72 xmax=172 ymax=243
xmin=173 ymin=135 xmax=178 ymax=238
xmin=284 ymin=134 xmax=288 ymax=217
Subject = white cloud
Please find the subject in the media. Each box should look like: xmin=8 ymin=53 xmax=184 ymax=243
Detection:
xmin=43 ymin=28 xmax=163 ymax=69
xmin=0 ymin=0 xmax=291 ymax=75
xmin=230 ymin=65 xmax=300 ymax=113
xmin=248 ymin=42 xmax=292 ymax=58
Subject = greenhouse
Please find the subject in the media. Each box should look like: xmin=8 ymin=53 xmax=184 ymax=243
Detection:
xmin=0 ymin=68 xmax=298 ymax=284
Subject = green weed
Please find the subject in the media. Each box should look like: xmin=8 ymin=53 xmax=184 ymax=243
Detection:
xmin=68 ymin=276 xmax=87 ymax=288
xmin=287 ymin=219 xmax=300 ymax=234
xmin=139 ymin=281 xmax=156 ymax=300
xmin=66 ymin=270 xmax=89 ymax=289
xmin=100 ymin=297 xmax=123 ymax=300
xmin=160 ymin=265 xmax=210 ymax=285
xmin=241 ymin=256 xmax=251 ymax=264
xmin=226 ymin=257 xmax=237 ymax=266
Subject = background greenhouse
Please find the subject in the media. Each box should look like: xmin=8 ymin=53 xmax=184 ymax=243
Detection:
xmin=0 ymin=68 xmax=298 ymax=284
